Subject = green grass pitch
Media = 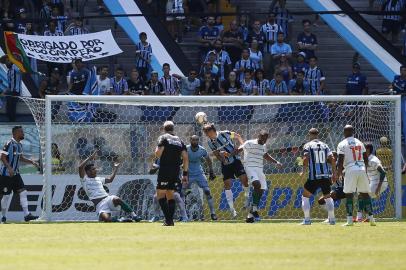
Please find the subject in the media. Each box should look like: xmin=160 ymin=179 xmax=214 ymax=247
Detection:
xmin=0 ymin=221 xmax=405 ymax=270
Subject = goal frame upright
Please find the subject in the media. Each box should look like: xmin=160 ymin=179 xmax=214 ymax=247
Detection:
xmin=43 ymin=95 xmax=403 ymax=221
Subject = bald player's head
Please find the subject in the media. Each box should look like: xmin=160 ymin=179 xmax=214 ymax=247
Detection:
xmin=163 ymin=121 xmax=174 ymax=133
xmin=308 ymin=128 xmax=319 ymax=140
xmin=343 ymin=125 xmax=354 ymax=138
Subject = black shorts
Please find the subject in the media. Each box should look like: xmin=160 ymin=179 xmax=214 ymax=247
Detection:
xmin=304 ymin=178 xmax=331 ymax=195
xmin=221 ymin=159 xmax=246 ymax=181
xmin=157 ymin=166 xmax=180 ymax=190
xmin=382 ymin=19 xmax=401 ymax=35
xmin=331 ymin=186 xmax=346 ymax=201
xmin=0 ymin=174 xmax=25 ymax=195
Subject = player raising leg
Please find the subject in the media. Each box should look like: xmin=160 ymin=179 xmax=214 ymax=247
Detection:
xmin=300 ymin=128 xmax=337 ymax=225
xmin=237 ymin=130 xmax=282 ymax=223
xmin=203 ymin=123 xmax=249 ymax=218
xmin=355 ymin=143 xmax=388 ymax=222
xmin=337 ymin=125 xmax=376 ymax=226
xmin=79 ymin=151 xmax=141 ymax=222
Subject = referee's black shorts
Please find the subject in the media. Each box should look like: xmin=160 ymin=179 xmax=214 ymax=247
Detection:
xmin=304 ymin=178 xmax=331 ymax=195
xmin=221 ymin=159 xmax=246 ymax=181
xmin=157 ymin=166 xmax=180 ymax=190
xmin=0 ymin=174 xmax=25 ymax=195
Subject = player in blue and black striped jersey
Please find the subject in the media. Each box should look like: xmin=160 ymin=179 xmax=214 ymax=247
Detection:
xmin=0 ymin=126 xmax=39 ymax=222
xmin=203 ymin=123 xmax=249 ymax=218
xmin=300 ymin=128 xmax=337 ymax=225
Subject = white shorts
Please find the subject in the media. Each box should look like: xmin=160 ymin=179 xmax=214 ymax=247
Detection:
xmin=95 ymin=195 xmax=121 ymax=217
xmin=246 ymin=167 xmax=267 ymax=190
xmin=369 ymin=180 xmax=389 ymax=199
xmin=343 ymin=170 xmax=370 ymax=194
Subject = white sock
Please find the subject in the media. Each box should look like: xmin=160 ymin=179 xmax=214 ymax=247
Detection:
xmin=325 ymin=197 xmax=335 ymax=220
xmin=19 ymin=190 xmax=30 ymax=216
xmin=243 ymin=186 xmax=249 ymax=198
xmin=357 ymin=211 xmax=363 ymax=220
xmin=225 ymin=189 xmax=234 ymax=210
xmin=369 ymin=215 xmax=375 ymax=222
xmin=1 ymin=195 xmax=10 ymax=218
xmin=347 ymin=216 xmax=353 ymax=223
xmin=301 ymin=196 xmax=310 ymax=219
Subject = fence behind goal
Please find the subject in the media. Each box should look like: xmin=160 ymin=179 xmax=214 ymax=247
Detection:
xmin=21 ymin=95 xmax=402 ymax=221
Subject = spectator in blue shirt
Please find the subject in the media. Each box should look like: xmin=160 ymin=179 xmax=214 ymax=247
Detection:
xmin=272 ymin=0 xmax=294 ymax=41
xmin=289 ymin=70 xmax=309 ymax=95
xmin=293 ymin=52 xmax=309 ymax=78
xmin=345 ymin=62 xmax=368 ymax=95
xmin=1 ymin=55 xmax=22 ymax=122
xmin=173 ymin=69 xmax=201 ymax=95
xmin=68 ymin=59 xmax=90 ymax=95
xmin=198 ymin=16 xmax=220 ymax=61
xmin=297 ymin=19 xmax=318 ymax=60
xmin=271 ymin=32 xmax=292 ymax=61
xmin=270 ymin=72 xmax=289 ymax=95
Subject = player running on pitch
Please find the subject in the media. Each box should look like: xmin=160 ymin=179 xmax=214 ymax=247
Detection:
xmin=355 ymin=142 xmax=388 ymax=222
xmin=79 ymin=151 xmax=141 ymax=222
xmin=237 ymin=130 xmax=282 ymax=223
xmin=0 ymin=126 xmax=39 ymax=222
xmin=185 ymin=135 xmax=217 ymax=220
xmin=337 ymin=125 xmax=376 ymax=226
xmin=300 ymin=128 xmax=337 ymax=225
xmin=203 ymin=123 xmax=249 ymax=218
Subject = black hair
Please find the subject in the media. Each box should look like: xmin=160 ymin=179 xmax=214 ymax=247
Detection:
xmin=139 ymin=32 xmax=147 ymax=38
xmin=84 ymin=163 xmax=94 ymax=172
xmin=365 ymin=143 xmax=374 ymax=153
xmin=12 ymin=126 xmax=22 ymax=134
xmin=203 ymin=123 xmax=216 ymax=133
xmin=302 ymin=19 xmax=311 ymax=25
xmin=163 ymin=63 xmax=170 ymax=68
xmin=309 ymin=56 xmax=318 ymax=61
xmin=115 ymin=66 xmax=124 ymax=72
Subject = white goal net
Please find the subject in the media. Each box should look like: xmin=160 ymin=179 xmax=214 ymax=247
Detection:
xmin=21 ymin=95 xmax=402 ymax=221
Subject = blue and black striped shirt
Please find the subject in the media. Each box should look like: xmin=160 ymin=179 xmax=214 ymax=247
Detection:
xmin=1 ymin=138 xmax=23 ymax=176
xmin=207 ymin=131 xmax=239 ymax=165
xmin=303 ymin=139 xmax=332 ymax=181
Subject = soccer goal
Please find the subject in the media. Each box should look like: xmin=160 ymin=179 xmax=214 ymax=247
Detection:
xmin=21 ymin=95 xmax=402 ymax=222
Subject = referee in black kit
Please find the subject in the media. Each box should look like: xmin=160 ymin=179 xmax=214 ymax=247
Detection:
xmin=155 ymin=121 xmax=189 ymax=226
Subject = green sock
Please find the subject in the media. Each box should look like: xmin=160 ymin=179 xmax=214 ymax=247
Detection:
xmin=252 ymin=191 xmax=261 ymax=207
xmin=364 ymin=198 xmax=373 ymax=216
xmin=119 ymin=201 xmax=134 ymax=213
xmin=346 ymin=197 xmax=353 ymax=217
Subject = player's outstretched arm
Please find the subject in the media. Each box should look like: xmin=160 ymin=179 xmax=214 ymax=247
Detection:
xmin=232 ymin=132 xmax=244 ymax=145
xmin=205 ymin=156 xmax=216 ymax=180
xmin=78 ymin=151 xmax=98 ymax=179
xmin=264 ymin=153 xmax=282 ymax=168
xmin=20 ymin=155 xmax=39 ymax=168
xmin=327 ymin=154 xmax=337 ymax=182
xmin=337 ymin=154 xmax=344 ymax=179
xmin=181 ymin=150 xmax=189 ymax=185
xmin=300 ymin=154 xmax=309 ymax=177
xmin=105 ymin=162 xmax=120 ymax=183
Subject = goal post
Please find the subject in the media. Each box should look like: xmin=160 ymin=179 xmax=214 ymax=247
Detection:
xmin=22 ymin=95 xmax=402 ymax=221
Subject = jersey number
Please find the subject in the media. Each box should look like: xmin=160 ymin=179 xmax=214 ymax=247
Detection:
xmin=350 ymin=146 xmax=362 ymax=161
xmin=314 ymin=150 xmax=326 ymax=164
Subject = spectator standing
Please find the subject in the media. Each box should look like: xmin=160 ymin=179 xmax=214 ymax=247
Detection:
xmin=166 ymin=0 xmax=185 ymax=42
xmin=146 ymin=71 xmax=165 ymax=95
xmin=220 ymin=71 xmax=242 ymax=95
xmin=380 ymin=0 xmax=405 ymax=43
xmin=297 ymin=19 xmax=318 ymax=60
xmin=2 ymin=56 xmax=22 ymax=122
xmin=39 ymin=67 xmax=62 ymax=98
xmin=261 ymin=12 xmax=283 ymax=79
xmin=199 ymin=73 xmax=219 ymax=95
xmin=272 ymin=0 xmax=293 ymax=41
xmin=51 ymin=5 xmax=67 ymax=32
xmin=68 ymin=59 xmax=89 ymax=95
xmin=249 ymin=39 xmax=263 ymax=69
xmin=215 ymin=16 xmax=224 ymax=33
xmin=207 ymin=39 xmax=232 ymax=81
xmin=173 ymin=69 xmax=200 ymax=95
xmin=65 ymin=17 xmax=89 ymax=35
xmin=222 ymin=20 xmax=244 ymax=64
xmin=15 ymin=8 xmax=28 ymax=33
xmin=293 ymin=52 xmax=309 ymax=78
xmin=44 ymin=20 xmax=64 ymax=77
xmin=304 ymin=56 xmax=325 ymax=95
xmin=345 ymin=62 xmax=368 ymax=95
xmin=97 ymin=66 xmax=112 ymax=95
xmin=289 ymin=70 xmax=309 ymax=95
xmin=270 ymin=72 xmax=288 ymax=95
xmin=160 ymin=63 xmax=179 ymax=95
xmin=247 ymin=20 xmax=266 ymax=53
xmin=235 ymin=48 xmax=259 ymax=82
xmin=110 ymin=67 xmax=128 ymax=95
xmin=127 ymin=68 xmax=146 ymax=95
xmin=39 ymin=0 xmax=52 ymax=21
xmin=255 ymin=69 xmax=270 ymax=95
xmin=135 ymin=32 xmax=153 ymax=81
xmin=198 ymin=16 xmax=221 ymax=61
xmin=238 ymin=14 xmax=250 ymax=42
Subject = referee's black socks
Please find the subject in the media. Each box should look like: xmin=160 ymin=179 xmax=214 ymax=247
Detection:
xmin=167 ymin=199 xmax=176 ymax=223
xmin=158 ymin=198 xmax=170 ymax=223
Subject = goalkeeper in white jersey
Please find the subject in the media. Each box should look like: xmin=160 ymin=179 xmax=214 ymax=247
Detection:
xmin=355 ymin=143 xmax=388 ymax=222
xmin=78 ymin=151 xmax=141 ymax=222
xmin=237 ymin=130 xmax=282 ymax=223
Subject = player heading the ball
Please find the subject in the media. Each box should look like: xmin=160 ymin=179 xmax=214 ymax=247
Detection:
xmin=78 ymin=151 xmax=142 ymax=222
xmin=337 ymin=125 xmax=376 ymax=226
xmin=203 ymin=123 xmax=249 ymax=218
